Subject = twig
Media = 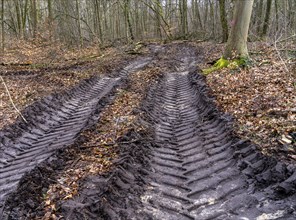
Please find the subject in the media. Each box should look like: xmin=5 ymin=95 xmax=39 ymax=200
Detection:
xmin=274 ymin=39 xmax=289 ymax=73
xmin=0 ymin=76 xmax=27 ymax=123
xmin=277 ymin=34 xmax=296 ymax=43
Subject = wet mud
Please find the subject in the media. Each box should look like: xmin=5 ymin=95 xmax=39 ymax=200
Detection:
xmin=1 ymin=43 xmax=295 ymax=219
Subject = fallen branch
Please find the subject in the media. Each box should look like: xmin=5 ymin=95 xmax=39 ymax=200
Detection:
xmin=0 ymin=76 xmax=27 ymax=123
xmin=274 ymin=40 xmax=289 ymax=73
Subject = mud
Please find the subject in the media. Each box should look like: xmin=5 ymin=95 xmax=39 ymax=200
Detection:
xmin=0 ymin=55 xmax=152 ymax=218
xmin=1 ymin=43 xmax=295 ymax=219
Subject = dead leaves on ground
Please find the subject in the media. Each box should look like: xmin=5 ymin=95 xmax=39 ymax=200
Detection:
xmin=42 ymin=67 xmax=161 ymax=219
xmin=202 ymin=42 xmax=296 ymax=162
xmin=0 ymin=45 xmax=131 ymax=130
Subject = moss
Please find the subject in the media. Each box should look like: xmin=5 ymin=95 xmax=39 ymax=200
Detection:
xmin=202 ymin=56 xmax=251 ymax=75
xmin=202 ymin=57 xmax=229 ymax=75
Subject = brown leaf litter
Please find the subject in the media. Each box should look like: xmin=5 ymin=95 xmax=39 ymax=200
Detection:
xmin=199 ymin=41 xmax=296 ymax=162
xmin=41 ymin=67 xmax=161 ymax=219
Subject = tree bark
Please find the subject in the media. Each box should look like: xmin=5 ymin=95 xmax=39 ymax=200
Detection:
xmin=155 ymin=0 xmax=162 ymax=39
xmin=256 ymin=0 xmax=263 ymax=35
xmin=31 ymin=0 xmax=37 ymax=38
xmin=261 ymin=0 xmax=272 ymax=38
xmin=47 ymin=0 xmax=53 ymax=40
xmin=75 ymin=0 xmax=82 ymax=47
xmin=124 ymin=0 xmax=134 ymax=41
xmin=1 ymin=0 xmax=4 ymax=54
xmin=219 ymin=0 xmax=228 ymax=42
xmin=224 ymin=0 xmax=254 ymax=59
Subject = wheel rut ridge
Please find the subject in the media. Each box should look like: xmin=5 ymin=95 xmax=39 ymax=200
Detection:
xmin=0 ymin=57 xmax=152 ymax=216
xmin=49 ymin=62 xmax=295 ymax=219
xmin=136 ymin=69 xmax=296 ymax=220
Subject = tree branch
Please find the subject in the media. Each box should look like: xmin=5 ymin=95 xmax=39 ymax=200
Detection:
xmin=0 ymin=76 xmax=27 ymax=123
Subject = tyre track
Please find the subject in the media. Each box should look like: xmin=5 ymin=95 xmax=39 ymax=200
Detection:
xmin=2 ymin=44 xmax=295 ymax=219
xmin=138 ymin=70 xmax=296 ymax=219
xmin=0 ymin=77 xmax=120 ymax=205
xmin=0 ymin=57 xmax=152 ymax=210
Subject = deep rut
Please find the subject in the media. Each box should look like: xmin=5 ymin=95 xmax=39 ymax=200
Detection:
xmin=0 ymin=77 xmax=119 ymax=202
xmin=138 ymin=71 xmax=296 ymax=219
xmin=1 ymin=44 xmax=295 ymax=219
xmin=0 ymin=57 xmax=151 ymax=210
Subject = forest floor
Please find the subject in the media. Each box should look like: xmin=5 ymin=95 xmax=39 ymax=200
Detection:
xmin=0 ymin=40 xmax=295 ymax=219
xmin=1 ymin=40 xmax=295 ymax=161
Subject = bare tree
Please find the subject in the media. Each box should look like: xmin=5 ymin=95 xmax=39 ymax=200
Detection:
xmin=1 ymin=0 xmax=4 ymax=53
xmin=224 ymin=0 xmax=254 ymax=59
xmin=261 ymin=0 xmax=273 ymax=38
xmin=219 ymin=0 xmax=228 ymax=42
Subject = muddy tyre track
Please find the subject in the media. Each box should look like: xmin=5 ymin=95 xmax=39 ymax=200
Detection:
xmin=138 ymin=71 xmax=296 ymax=219
xmin=0 ymin=57 xmax=152 ymax=213
xmin=30 ymin=44 xmax=295 ymax=220
xmin=48 ymin=62 xmax=296 ymax=220
xmin=1 ymin=44 xmax=295 ymax=219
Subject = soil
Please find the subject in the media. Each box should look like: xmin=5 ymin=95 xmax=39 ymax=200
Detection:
xmin=0 ymin=42 xmax=295 ymax=219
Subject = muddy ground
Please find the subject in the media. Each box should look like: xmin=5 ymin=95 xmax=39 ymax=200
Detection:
xmin=0 ymin=42 xmax=295 ymax=219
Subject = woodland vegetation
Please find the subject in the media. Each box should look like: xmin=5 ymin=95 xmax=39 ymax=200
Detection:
xmin=0 ymin=1 xmax=295 ymax=160
xmin=0 ymin=0 xmax=295 ymax=49
xmin=0 ymin=1 xmax=295 ymax=217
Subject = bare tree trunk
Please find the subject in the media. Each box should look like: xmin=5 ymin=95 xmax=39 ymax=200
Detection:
xmin=179 ymin=0 xmax=188 ymax=37
xmin=1 ymin=0 xmax=4 ymax=54
xmin=219 ymin=0 xmax=228 ymax=42
xmin=256 ymin=0 xmax=263 ymax=35
xmin=274 ymin=0 xmax=279 ymax=33
xmin=124 ymin=0 xmax=134 ymax=41
xmin=155 ymin=0 xmax=162 ymax=39
xmin=195 ymin=0 xmax=203 ymax=31
xmin=210 ymin=0 xmax=215 ymax=38
xmin=224 ymin=0 xmax=254 ymax=59
xmin=31 ymin=0 xmax=37 ymax=38
xmin=75 ymin=0 xmax=82 ymax=47
xmin=94 ymin=0 xmax=102 ymax=42
xmin=261 ymin=0 xmax=272 ymax=38
xmin=14 ymin=0 xmax=22 ymax=38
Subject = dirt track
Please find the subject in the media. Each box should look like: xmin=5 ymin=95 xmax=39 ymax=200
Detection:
xmin=1 ymin=44 xmax=295 ymax=219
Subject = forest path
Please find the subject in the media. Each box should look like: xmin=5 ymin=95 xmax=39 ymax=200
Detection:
xmin=137 ymin=71 xmax=295 ymax=219
xmin=0 ymin=56 xmax=151 ymax=212
xmin=1 ymin=43 xmax=295 ymax=219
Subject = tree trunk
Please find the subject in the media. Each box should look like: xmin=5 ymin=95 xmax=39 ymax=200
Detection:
xmin=94 ymin=0 xmax=102 ymax=42
xmin=179 ymin=0 xmax=188 ymax=37
xmin=219 ymin=0 xmax=228 ymax=42
xmin=224 ymin=0 xmax=254 ymax=59
xmin=14 ymin=0 xmax=22 ymax=38
xmin=274 ymin=0 xmax=279 ymax=33
xmin=261 ymin=0 xmax=272 ymax=38
xmin=155 ymin=0 xmax=162 ymax=39
xmin=75 ymin=0 xmax=82 ymax=47
xmin=32 ymin=0 xmax=37 ymax=38
xmin=124 ymin=0 xmax=134 ymax=41
xmin=256 ymin=0 xmax=263 ymax=35
xmin=1 ymin=0 xmax=4 ymax=54
xmin=47 ymin=0 xmax=53 ymax=40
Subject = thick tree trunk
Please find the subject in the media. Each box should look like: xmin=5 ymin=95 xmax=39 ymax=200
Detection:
xmin=224 ymin=0 xmax=254 ymax=59
xmin=219 ymin=0 xmax=228 ymax=42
